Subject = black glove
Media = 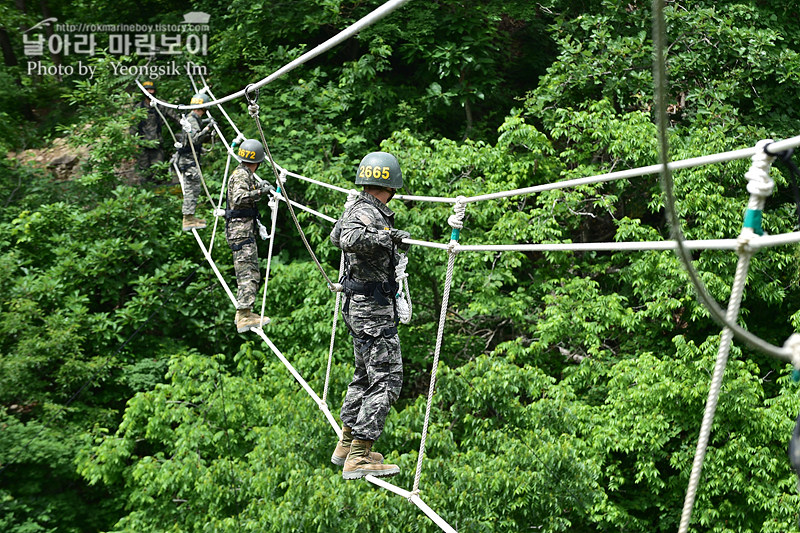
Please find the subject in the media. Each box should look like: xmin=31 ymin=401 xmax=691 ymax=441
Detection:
xmin=389 ymin=228 xmax=411 ymax=251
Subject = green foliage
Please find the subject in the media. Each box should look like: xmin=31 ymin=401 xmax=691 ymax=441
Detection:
xmin=4 ymin=0 xmax=800 ymax=532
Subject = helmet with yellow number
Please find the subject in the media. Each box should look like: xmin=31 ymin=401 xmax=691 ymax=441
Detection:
xmin=190 ymin=92 xmax=209 ymax=105
xmin=355 ymin=151 xmax=402 ymax=189
xmin=236 ymin=139 xmax=265 ymax=164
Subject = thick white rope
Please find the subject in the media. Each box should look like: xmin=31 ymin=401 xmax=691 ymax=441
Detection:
xmin=208 ymin=150 xmax=232 ymax=255
xmin=401 ymin=232 xmax=800 ymax=256
xmin=138 ymin=0 xmax=412 ymax=110
xmin=412 ymin=200 xmax=466 ymax=495
xmin=412 ymin=246 xmax=457 ymax=495
xmin=323 ymin=252 xmax=346 ymax=404
xmin=259 ymin=191 xmax=281 ymax=324
xmin=395 ymin=254 xmax=412 ymax=324
xmin=677 ymin=231 xmax=755 ymax=533
xmin=677 ymin=141 xmax=777 ymax=533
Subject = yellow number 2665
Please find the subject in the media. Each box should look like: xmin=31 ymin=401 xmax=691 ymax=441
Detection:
xmin=358 ymin=165 xmax=390 ymax=180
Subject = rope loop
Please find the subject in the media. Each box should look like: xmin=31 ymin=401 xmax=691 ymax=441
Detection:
xmin=407 ymin=489 xmax=420 ymax=503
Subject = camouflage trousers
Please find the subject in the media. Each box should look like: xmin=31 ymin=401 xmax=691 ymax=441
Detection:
xmin=181 ymin=164 xmax=202 ymax=215
xmin=230 ymin=238 xmax=260 ymax=310
xmin=341 ymin=295 xmax=403 ymax=442
xmin=137 ymin=148 xmax=164 ymax=184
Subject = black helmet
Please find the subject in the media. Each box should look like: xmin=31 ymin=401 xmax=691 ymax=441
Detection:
xmin=142 ymin=80 xmax=156 ymax=92
xmin=355 ymin=151 xmax=402 ymax=189
xmin=236 ymin=139 xmax=265 ymax=164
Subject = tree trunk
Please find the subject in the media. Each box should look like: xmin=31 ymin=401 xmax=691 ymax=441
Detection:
xmin=0 ymin=28 xmax=18 ymax=67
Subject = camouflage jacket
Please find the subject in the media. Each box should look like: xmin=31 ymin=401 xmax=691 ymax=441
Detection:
xmin=131 ymin=100 xmax=179 ymax=142
xmin=176 ymin=112 xmax=211 ymax=167
xmin=225 ymin=163 xmax=262 ymax=242
xmin=330 ymin=191 xmax=400 ymax=284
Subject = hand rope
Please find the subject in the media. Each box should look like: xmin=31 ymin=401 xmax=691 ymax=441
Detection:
xmin=208 ymin=150 xmax=232 ymax=255
xmin=245 ymin=85 xmax=340 ymax=292
xmin=259 ymin=190 xmax=281 ymax=323
xmin=322 ymin=252 xmax=347 ymax=404
xmin=412 ymin=201 xmax=464 ymax=494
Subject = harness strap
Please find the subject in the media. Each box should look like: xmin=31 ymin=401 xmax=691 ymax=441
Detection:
xmin=230 ymin=237 xmax=255 ymax=252
xmin=225 ymin=207 xmax=259 ymax=220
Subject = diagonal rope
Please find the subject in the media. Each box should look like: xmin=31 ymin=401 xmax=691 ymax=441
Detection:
xmin=246 ymin=88 xmax=339 ymax=291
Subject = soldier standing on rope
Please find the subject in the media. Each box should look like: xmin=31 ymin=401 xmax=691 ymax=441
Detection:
xmin=178 ymin=92 xmax=216 ymax=232
xmin=131 ymin=80 xmax=179 ymax=184
xmin=330 ymin=151 xmax=411 ymax=480
xmin=225 ymin=139 xmax=273 ymax=332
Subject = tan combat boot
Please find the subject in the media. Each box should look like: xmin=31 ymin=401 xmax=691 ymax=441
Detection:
xmin=342 ymin=439 xmax=399 ymax=480
xmin=331 ymin=426 xmax=384 ymax=467
xmin=235 ymin=309 xmax=270 ymax=333
xmin=182 ymin=214 xmax=207 ymax=231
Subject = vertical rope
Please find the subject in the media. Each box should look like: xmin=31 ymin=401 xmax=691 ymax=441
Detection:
xmin=677 ymin=145 xmax=775 ymax=532
xmin=412 ymin=199 xmax=465 ymax=494
xmin=259 ymin=192 xmax=280 ymax=323
xmin=412 ymin=247 xmax=457 ymax=494
xmin=677 ymin=238 xmax=753 ymax=533
xmin=323 ymin=252 xmax=346 ymax=404
xmin=208 ymin=151 xmax=232 ymax=255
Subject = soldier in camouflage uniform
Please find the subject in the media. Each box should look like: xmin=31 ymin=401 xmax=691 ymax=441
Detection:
xmin=178 ymin=92 xmax=216 ymax=232
xmin=330 ymin=151 xmax=411 ymax=480
xmin=131 ymin=80 xmax=179 ymax=184
xmin=225 ymin=139 xmax=273 ymax=332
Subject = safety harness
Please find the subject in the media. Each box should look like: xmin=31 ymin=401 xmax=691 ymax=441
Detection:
xmin=224 ymin=167 xmax=261 ymax=252
xmin=339 ymin=219 xmax=400 ymax=339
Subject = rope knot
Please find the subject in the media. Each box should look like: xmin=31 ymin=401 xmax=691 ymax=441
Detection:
xmin=248 ymin=103 xmax=260 ymax=118
xmin=447 ymin=241 xmax=461 ymax=254
xmin=744 ymin=140 xmax=776 ymax=202
xmin=180 ymin=116 xmax=192 ymax=133
xmin=407 ymin=489 xmax=420 ymax=503
xmin=736 ymin=229 xmax=757 ymax=255
xmin=447 ymin=195 xmax=467 ymax=229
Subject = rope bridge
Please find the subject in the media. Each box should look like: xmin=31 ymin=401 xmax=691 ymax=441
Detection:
xmin=136 ymin=1 xmax=800 ymax=531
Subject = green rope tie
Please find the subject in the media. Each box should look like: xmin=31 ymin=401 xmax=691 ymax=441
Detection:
xmin=793 ymin=369 xmax=800 ymax=383
xmin=450 ymin=228 xmax=460 ymax=241
xmin=276 ymin=186 xmax=281 ymax=194
xmin=742 ymin=209 xmax=764 ymax=235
